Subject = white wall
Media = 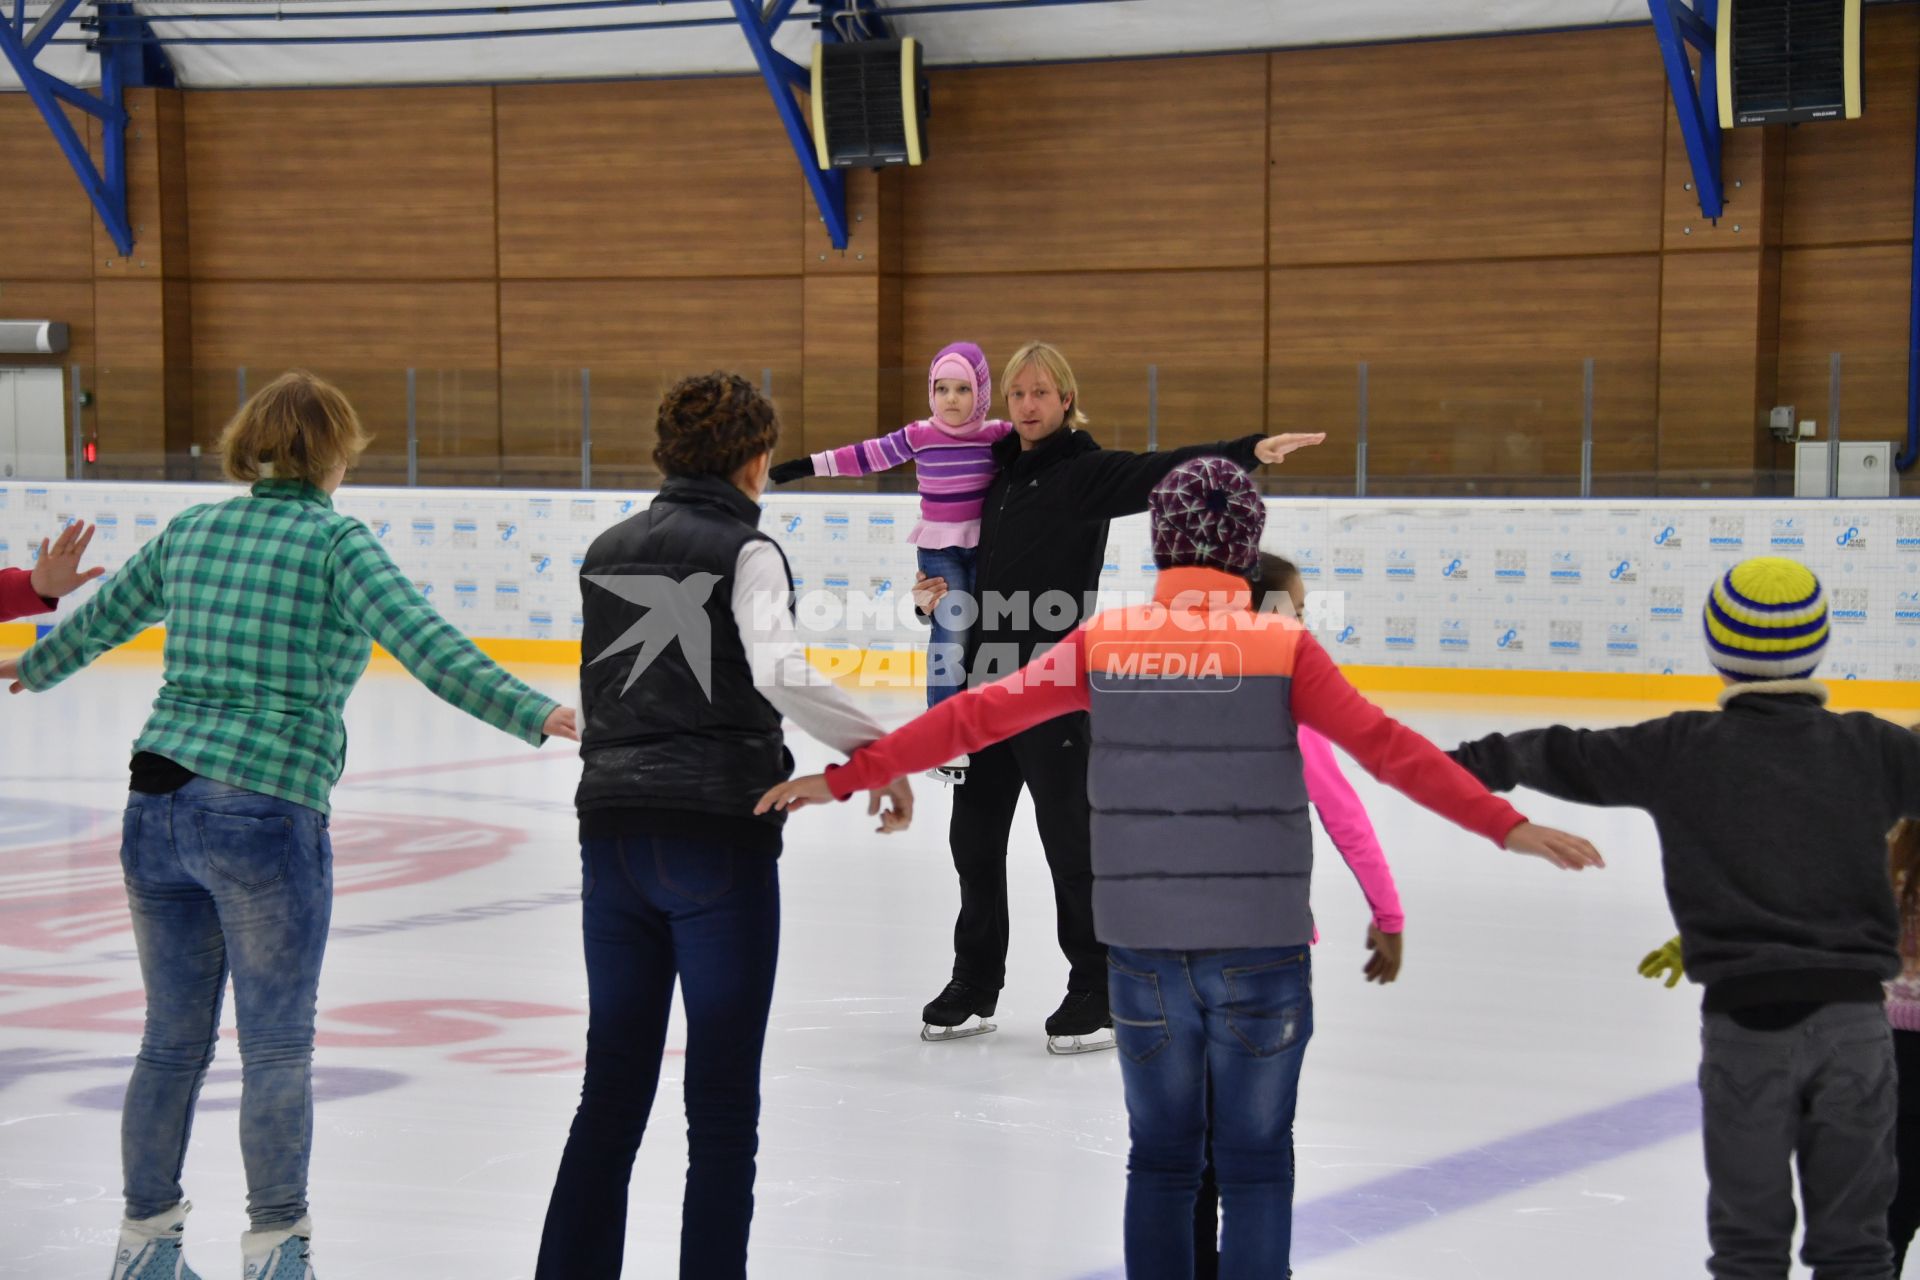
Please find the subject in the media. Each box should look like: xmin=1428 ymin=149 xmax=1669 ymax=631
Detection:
xmin=4 ymin=481 xmax=1917 ymax=683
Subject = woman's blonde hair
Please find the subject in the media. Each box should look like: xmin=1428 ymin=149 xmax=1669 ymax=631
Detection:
xmin=1002 ymin=340 xmax=1089 ymax=429
xmin=218 ymin=369 xmax=371 ymax=486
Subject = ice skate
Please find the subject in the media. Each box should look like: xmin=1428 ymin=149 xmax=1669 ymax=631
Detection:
xmin=1045 ymin=989 xmax=1115 ymax=1055
xmin=920 ymin=979 xmax=997 ymax=1041
xmin=109 ymin=1201 xmax=203 ymax=1280
xmin=242 ymin=1218 xmax=316 ymax=1280
xmin=926 ymin=753 xmax=969 ymax=786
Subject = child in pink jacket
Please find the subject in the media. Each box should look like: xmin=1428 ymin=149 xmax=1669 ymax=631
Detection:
xmin=0 ymin=521 xmax=102 ymax=624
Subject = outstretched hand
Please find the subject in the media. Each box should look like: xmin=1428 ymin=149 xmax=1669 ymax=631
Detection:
xmin=0 ymin=655 xmax=23 ymax=695
xmin=757 ymin=773 xmax=836 ymax=816
xmin=1503 ymin=821 xmax=1605 ymax=870
xmin=868 ymin=777 xmax=913 ymax=833
xmin=30 ymin=521 xmax=105 ymax=600
xmin=1254 ymin=433 xmax=1327 ymax=466
xmin=543 ymin=706 xmax=580 ymax=742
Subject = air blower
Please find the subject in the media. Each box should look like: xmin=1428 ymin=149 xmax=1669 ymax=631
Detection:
xmin=1717 ymin=0 xmax=1862 ymax=126
xmin=810 ymin=37 xmax=929 ymax=168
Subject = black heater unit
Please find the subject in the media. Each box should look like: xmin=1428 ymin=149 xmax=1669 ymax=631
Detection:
xmin=810 ymin=37 xmax=928 ymax=168
xmin=1717 ymin=0 xmax=1862 ymax=126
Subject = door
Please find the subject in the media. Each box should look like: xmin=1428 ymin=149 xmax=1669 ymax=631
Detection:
xmin=0 ymin=367 xmax=69 ymax=479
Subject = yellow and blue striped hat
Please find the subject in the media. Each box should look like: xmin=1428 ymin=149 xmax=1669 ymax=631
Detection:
xmin=1702 ymin=556 xmax=1829 ymax=682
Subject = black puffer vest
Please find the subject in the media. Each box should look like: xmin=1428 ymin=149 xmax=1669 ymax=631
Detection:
xmin=575 ymin=474 xmax=796 ymax=842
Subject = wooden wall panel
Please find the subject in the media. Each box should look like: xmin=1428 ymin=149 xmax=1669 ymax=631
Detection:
xmin=1784 ymin=3 xmax=1920 ymax=249
xmin=1269 ymin=28 xmax=1666 ymax=267
xmin=900 ymin=271 xmax=1267 ymax=455
xmin=1656 ymin=250 xmax=1778 ymax=486
xmin=0 ymin=99 xmax=95 ymax=281
xmin=1269 ymin=258 xmax=1661 ymax=492
xmin=499 ymin=280 xmax=804 ymax=486
xmin=497 ymin=80 xmax=801 ymax=280
xmin=1778 ymin=246 xmax=1912 ymax=482
xmin=185 ymin=89 xmax=498 ymax=280
xmin=903 ymin=56 xmax=1270 ymax=275
xmin=190 ymin=283 xmax=501 ymax=484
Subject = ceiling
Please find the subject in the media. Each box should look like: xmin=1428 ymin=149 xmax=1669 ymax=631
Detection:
xmin=6 ymin=0 xmax=1651 ymax=91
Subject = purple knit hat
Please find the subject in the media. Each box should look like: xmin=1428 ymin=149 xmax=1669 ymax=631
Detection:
xmin=928 ymin=341 xmax=990 ymax=434
xmin=1149 ymin=457 xmax=1265 ymax=577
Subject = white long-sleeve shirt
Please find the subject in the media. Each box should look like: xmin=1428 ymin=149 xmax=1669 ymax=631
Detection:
xmin=733 ymin=540 xmax=888 ymax=755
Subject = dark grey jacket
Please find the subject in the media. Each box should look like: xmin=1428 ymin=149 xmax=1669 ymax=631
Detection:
xmin=1450 ymin=682 xmax=1920 ymax=1002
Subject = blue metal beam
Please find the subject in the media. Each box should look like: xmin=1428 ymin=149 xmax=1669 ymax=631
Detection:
xmin=1669 ymin=1 xmax=1713 ymax=52
xmin=764 ymin=0 xmax=802 ymax=33
xmin=45 ymin=74 xmax=114 ymax=119
xmin=730 ymin=0 xmax=847 ymax=249
xmin=0 ymin=12 xmax=135 ymax=254
xmin=24 ymin=0 xmax=82 ymax=55
xmin=128 ymin=0 xmax=714 ymax=23
xmin=1648 ymin=0 xmax=1723 ymax=219
xmin=91 ymin=13 xmax=739 ymax=45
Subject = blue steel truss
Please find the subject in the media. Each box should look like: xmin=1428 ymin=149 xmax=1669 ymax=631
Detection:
xmin=1 ymin=1 xmax=172 ymax=255
xmin=1649 ymin=0 xmax=1724 ymax=220
xmin=732 ymin=0 xmax=848 ymax=249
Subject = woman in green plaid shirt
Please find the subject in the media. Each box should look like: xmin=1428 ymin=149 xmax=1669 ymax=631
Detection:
xmin=1 ymin=370 xmax=577 ymax=1280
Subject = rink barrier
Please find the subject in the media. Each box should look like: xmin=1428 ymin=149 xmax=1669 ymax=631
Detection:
xmin=6 ymin=622 xmax=1913 ymax=710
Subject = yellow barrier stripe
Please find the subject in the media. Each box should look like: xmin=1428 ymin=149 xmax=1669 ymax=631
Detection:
xmin=4 ymin=625 xmax=1912 ymax=710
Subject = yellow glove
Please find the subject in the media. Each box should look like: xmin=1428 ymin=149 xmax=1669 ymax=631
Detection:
xmin=1637 ymin=935 xmax=1685 ymax=989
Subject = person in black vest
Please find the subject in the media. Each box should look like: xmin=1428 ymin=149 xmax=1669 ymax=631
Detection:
xmin=911 ymin=340 xmax=1326 ymax=1052
xmin=535 ymin=371 xmax=913 ymax=1280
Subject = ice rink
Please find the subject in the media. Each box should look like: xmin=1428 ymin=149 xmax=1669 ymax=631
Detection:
xmin=0 ymin=658 xmax=1833 ymax=1277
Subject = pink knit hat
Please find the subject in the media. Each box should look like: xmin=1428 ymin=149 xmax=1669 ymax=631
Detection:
xmin=928 ymin=341 xmax=990 ymax=434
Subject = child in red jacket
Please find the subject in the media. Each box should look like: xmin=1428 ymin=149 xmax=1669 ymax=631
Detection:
xmin=1 ymin=521 xmax=102 ymax=623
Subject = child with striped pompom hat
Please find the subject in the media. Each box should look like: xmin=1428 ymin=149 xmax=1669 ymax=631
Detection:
xmin=1450 ymin=555 xmax=1920 ymax=1277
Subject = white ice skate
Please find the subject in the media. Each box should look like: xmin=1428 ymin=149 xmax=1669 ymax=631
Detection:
xmin=110 ymin=1201 xmax=203 ymax=1280
xmin=1044 ymin=990 xmax=1116 ymax=1056
xmin=919 ymin=979 xmax=997 ymax=1042
xmin=242 ymin=1218 xmax=316 ymax=1280
xmin=926 ymin=754 xmax=969 ymax=786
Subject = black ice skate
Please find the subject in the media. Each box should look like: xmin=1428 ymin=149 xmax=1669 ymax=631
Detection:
xmin=920 ymin=979 xmax=998 ymax=1042
xmin=1044 ymin=989 xmax=1115 ymax=1056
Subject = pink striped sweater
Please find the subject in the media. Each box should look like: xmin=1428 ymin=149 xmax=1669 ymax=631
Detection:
xmin=809 ymin=418 xmax=1015 ymax=550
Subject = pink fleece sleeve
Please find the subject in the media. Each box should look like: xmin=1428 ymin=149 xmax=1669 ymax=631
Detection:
xmin=1299 ymin=725 xmax=1404 ymax=933
xmin=0 ymin=567 xmax=54 ymax=623
xmin=812 ymin=424 xmax=918 ymax=479
xmin=826 ymin=629 xmax=1091 ymax=798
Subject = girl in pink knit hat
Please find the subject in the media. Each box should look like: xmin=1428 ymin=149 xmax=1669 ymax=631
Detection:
xmin=770 ymin=341 xmax=1012 ymax=781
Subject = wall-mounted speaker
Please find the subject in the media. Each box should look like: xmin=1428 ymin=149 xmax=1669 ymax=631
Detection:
xmin=1717 ymin=0 xmax=1862 ymax=126
xmin=810 ymin=37 xmax=928 ymax=168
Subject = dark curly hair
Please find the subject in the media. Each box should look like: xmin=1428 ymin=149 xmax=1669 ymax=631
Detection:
xmin=653 ymin=371 xmax=781 ymax=478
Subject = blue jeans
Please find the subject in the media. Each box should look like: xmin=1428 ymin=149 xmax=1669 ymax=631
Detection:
xmin=1109 ymin=946 xmax=1313 ymax=1280
xmin=119 ymin=778 xmax=333 ymax=1230
xmin=916 ymin=544 xmax=976 ymax=709
xmin=537 ymin=835 xmax=782 ymax=1280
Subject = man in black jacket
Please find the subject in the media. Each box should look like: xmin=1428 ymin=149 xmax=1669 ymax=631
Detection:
xmin=913 ymin=340 xmax=1322 ymax=1052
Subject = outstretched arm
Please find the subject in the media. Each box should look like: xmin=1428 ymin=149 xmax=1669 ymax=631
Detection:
xmin=1449 ymin=721 xmax=1668 ymax=808
xmin=758 ymin=629 xmax=1091 ymax=813
xmin=807 ymin=424 xmax=920 ymax=481
xmin=328 ymin=522 xmax=560 ymax=745
xmin=15 ymin=534 xmax=167 ymax=692
xmin=1068 ymin=432 xmax=1325 ymax=521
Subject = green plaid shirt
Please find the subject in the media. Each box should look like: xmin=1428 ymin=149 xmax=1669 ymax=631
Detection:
xmin=18 ymin=479 xmax=558 ymax=814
